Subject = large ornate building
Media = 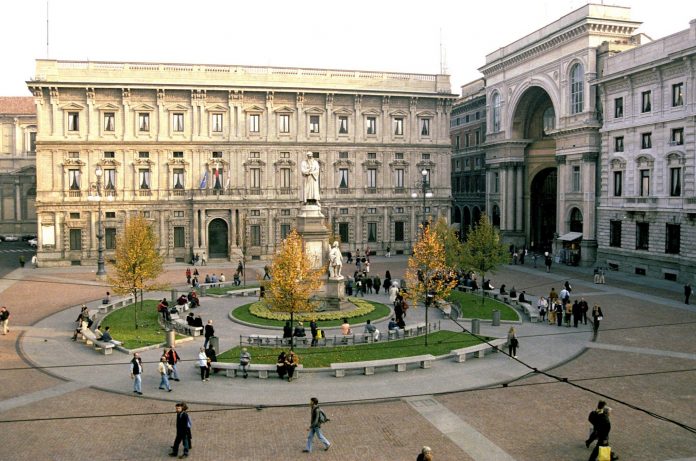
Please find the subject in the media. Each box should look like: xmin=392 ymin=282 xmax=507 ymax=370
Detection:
xmin=28 ymin=60 xmax=454 ymax=266
xmin=595 ymin=19 xmax=696 ymax=282
xmin=0 ymin=97 xmax=37 ymax=236
xmin=477 ymin=4 xmax=643 ymax=265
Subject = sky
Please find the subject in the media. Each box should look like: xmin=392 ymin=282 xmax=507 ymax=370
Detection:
xmin=0 ymin=0 xmax=688 ymax=96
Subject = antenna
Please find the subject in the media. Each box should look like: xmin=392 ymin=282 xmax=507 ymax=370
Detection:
xmin=439 ymin=28 xmax=448 ymax=75
xmin=46 ymin=0 xmax=50 ymax=58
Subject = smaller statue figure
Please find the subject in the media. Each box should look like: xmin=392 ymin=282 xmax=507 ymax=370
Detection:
xmin=329 ymin=241 xmax=343 ymax=279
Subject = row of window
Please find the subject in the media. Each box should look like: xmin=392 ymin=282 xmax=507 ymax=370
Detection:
xmin=612 ymin=167 xmax=682 ymax=197
xmin=450 ymin=110 xmax=482 ymax=127
xmin=609 ymin=221 xmax=681 ymax=254
xmin=613 ymin=128 xmax=684 ymax=152
xmin=453 ymin=130 xmax=483 ymax=149
xmin=68 ymin=151 xmax=431 ymax=161
xmin=613 ymin=83 xmax=684 ymax=119
xmin=452 ymin=156 xmax=483 ymax=171
xmin=66 ymin=111 xmax=433 ymax=137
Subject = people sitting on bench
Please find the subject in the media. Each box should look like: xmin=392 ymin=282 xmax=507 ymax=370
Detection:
xmin=341 ymin=318 xmax=352 ymax=336
xmin=99 ymin=326 xmax=122 ymax=346
xmin=509 ymin=286 xmax=517 ymax=298
xmin=188 ymin=291 xmax=200 ymax=308
xmin=210 ymin=274 xmax=218 ymax=287
xmin=364 ymin=319 xmax=379 ymax=341
xmin=233 ymin=271 xmax=241 ymax=286
xmin=157 ymin=298 xmax=171 ymax=322
xmin=186 ymin=312 xmax=195 ymax=326
xmin=283 ymin=321 xmax=293 ymax=339
xmin=518 ymin=291 xmax=527 ymax=303
xmin=102 ymin=291 xmax=110 ymax=304
xmin=482 ymin=279 xmax=494 ymax=291
xmin=204 ymin=274 xmax=211 ymax=284
xmin=293 ymin=322 xmax=306 ymax=337
xmin=192 ymin=314 xmax=203 ymax=328
xmin=388 ymin=317 xmax=399 ymax=333
xmin=499 ymin=284 xmax=507 ymax=295
xmin=177 ymin=295 xmax=188 ymax=306
xmin=71 ymin=306 xmax=91 ymax=341
xmin=276 ymin=351 xmax=287 ymax=380
xmin=470 ymin=278 xmax=479 ymax=291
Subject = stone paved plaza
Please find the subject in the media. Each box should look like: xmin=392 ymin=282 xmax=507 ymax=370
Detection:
xmin=1 ymin=257 xmax=695 ymax=460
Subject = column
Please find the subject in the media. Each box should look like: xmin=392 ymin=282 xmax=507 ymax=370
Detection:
xmin=355 ymin=211 xmax=362 ymax=249
xmin=515 ymin=165 xmax=523 ymax=232
xmin=14 ymin=180 xmax=22 ymax=222
xmin=505 ymin=166 xmax=515 ymax=231
xmin=556 ymin=159 xmax=566 ymax=236
xmin=582 ymin=154 xmax=597 ymax=240
xmin=193 ymin=208 xmax=199 ymax=249
xmin=383 ymin=208 xmax=389 ymax=249
xmin=229 ymin=209 xmax=236 ymax=249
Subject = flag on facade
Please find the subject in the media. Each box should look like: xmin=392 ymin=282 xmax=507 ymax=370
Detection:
xmin=199 ymin=172 xmax=207 ymax=189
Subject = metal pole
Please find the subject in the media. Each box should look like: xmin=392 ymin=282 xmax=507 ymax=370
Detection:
xmin=96 ymin=172 xmax=106 ymax=278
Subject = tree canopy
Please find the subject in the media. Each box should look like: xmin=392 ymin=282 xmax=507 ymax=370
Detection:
xmin=460 ymin=214 xmax=508 ymax=302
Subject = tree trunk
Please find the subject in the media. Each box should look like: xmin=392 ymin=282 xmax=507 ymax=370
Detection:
xmin=290 ymin=311 xmax=295 ymax=351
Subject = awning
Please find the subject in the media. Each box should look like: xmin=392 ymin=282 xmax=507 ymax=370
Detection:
xmin=558 ymin=232 xmax=583 ymax=242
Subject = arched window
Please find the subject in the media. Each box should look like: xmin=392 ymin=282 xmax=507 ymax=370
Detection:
xmin=570 ymin=64 xmax=584 ymax=114
xmin=492 ymin=92 xmax=501 ymax=132
xmin=542 ymin=106 xmax=555 ymax=135
xmin=570 ymin=208 xmax=583 ymax=233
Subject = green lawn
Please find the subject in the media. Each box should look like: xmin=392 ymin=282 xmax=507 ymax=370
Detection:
xmin=205 ymin=283 xmax=260 ymax=296
xmin=100 ymin=299 xmax=175 ymax=349
xmin=230 ymin=299 xmax=391 ymax=327
xmin=217 ymin=330 xmax=487 ymax=368
xmin=448 ymin=291 xmax=519 ymax=321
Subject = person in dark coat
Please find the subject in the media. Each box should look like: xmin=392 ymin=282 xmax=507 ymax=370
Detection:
xmin=685 ymin=284 xmax=692 ymax=305
xmin=283 ymin=321 xmax=293 ymax=339
xmin=169 ymin=402 xmax=192 ymax=458
xmin=588 ymin=406 xmax=619 ymax=461
xmin=204 ymin=320 xmax=214 ymax=349
xmin=276 ymin=351 xmax=287 ymax=379
xmin=572 ymin=300 xmax=583 ymax=327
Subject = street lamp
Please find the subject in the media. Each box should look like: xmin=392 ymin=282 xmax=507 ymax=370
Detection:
xmin=412 ymin=168 xmax=434 ymax=345
xmin=91 ymin=165 xmax=106 ymax=279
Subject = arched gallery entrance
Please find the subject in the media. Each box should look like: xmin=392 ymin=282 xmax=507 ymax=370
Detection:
xmin=530 ymin=168 xmax=557 ymax=253
xmin=208 ymin=218 xmax=229 ymax=258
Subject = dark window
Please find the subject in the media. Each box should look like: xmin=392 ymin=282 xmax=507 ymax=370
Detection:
xmin=672 ymin=83 xmax=684 ymax=107
xmin=250 ymin=225 xmax=261 ymax=246
xmin=105 ymin=211 xmax=116 ymax=219
xmin=338 ymin=116 xmax=348 ymax=134
xmin=665 ymin=224 xmax=680 ymax=254
xmin=614 ymin=97 xmax=623 ymax=118
xmin=309 ymin=115 xmax=320 ymax=133
xmin=338 ymin=222 xmax=349 ymax=243
xmin=105 ymin=227 xmax=117 ymax=250
xmin=670 ymin=167 xmax=681 ymax=197
xmin=613 ymin=171 xmax=622 ymax=197
xmin=640 ymin=169 xmax=650 ymax=196
xmin=69 ymin=212 xmax=80 ymax=219
xmin=394 ymin=221 xmax=404 ymax=242
xmin=671 ymin=128 xmax=684 ymax=145
xmin=641 ymin=132 xmax=651 ymax=149
xmin=280 ymin=224 xmax=291 ymax=240
xmin=609 ymin=220 xmax=621 ymax=248
xmin=173 ymin=151 xmax=184 ymax=158
xmin=366 ymin=117 xmax=377 ymax=135
xmin=174 ymin=227 xmax=185 ymax=248
xmin=636 ymin=222 xmax=649 ymax=250
xmin=68 ymin=112 xmax=79 ymax=131
xmin=29 ymin=132 xmax=36 ymax=152
xmin=69 ymin=229 xmax=82 ymax=250
xmin=641 ymin=91 xmax=651 ymax=112
xmin=367 ymin=222 xmax=377 ymax=242
xmin=68 ymin=169 xmax=81 ymax=190
xmin=104 ymin=112 xmax=115 ymax=131
xmin=614 ymin=136 xmax=624 ymax=152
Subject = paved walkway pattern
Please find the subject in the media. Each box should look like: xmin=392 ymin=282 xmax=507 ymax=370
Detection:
xmin=0 ymin=257 xmax=695 ymax=460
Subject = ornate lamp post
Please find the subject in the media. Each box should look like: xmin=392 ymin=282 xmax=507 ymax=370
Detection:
xmin=412 ymin=168 xmax=434 ymax=345
xmin=92 ymin=165 xmax=106 ymax=279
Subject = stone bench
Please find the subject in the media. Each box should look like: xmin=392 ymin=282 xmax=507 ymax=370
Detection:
xmin=331 ymin=354 xmax=435 ymax=377
xmin=80 ymin=328 xmax=116 ymax=355
xmin=169 ymin=314 xmax=203 ymax=336
xmin=210 ymin=362 xmax=303 ymax=379
xmin=97 ymin=297 xmax=135 ymax=314
xmin=227 ymin=287 xmax=260 ymax=297
xmin=450 ymin=338 xmax=508 ymax=362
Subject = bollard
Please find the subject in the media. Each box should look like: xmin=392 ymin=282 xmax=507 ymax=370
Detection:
xmin=165 ymin=329 xmax=176 ymax=347
xmin=170 ymin=289 xmax=177 ymax=303
xmin=209 ymin=336 xmax=220 ymax=353
xmin=492 ymin=309 xmax=501 ymax=326
xmin=471 ymin=318 xmax=480 ymax=335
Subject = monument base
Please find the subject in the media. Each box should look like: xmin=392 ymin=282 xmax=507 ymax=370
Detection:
xmin=322 ymin=277 xmax=346 ymax=310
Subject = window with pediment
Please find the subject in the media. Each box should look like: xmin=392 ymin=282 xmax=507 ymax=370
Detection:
xmin=279 ymin=114 xmax=290 ymax=133
xmin=338 ymin=116 xmax=348 ymax=134
xmin=211 ymin=113 xmax=223 ymax=132
xmin=394 ymin=117 xmax=404 ymax=135
xmin=366 ymin=116 xmax=377 ymax=135
xmin=138 ymin=112 xmax=150 ymax=132
xmin=420 ymin=118 xmax=430 ymax=136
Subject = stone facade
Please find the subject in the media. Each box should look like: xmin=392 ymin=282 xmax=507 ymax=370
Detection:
xmin=0 ymin=97 xmax=37 ymax=236
xmin=28 ymin=60 xmax=454 ymax=266
xmin=595 ymin=20 xmax=696 ymax=283
xmin=450 ymin=79 xmax=486 ymax=237
xmin=477 ymin=4 xmax=642 ymax=266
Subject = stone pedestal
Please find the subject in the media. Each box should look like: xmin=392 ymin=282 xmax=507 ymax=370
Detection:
xmin=324 ymin=277 xmax=346 ymax=310
xmin=296 ymin=205 xmax=329 ymax=270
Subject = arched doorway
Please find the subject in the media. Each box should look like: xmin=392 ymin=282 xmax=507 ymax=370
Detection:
xmin=569 ymin=207 xmax=583 ymax=233
xmin=208 ymin=218 xmax=229 ymax=258
xmin=472 ymin=207 xmax=481 ymax=227
xmin=492 ymin=204 xmax=501 ymax=228
xmin=530 ymin=168 xmax=557 ymax=253
xmin=462 ymin=207 xmax=471 ymax=237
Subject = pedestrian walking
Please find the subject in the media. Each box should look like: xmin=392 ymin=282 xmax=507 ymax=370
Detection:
xmin=685 ymin=284 xmax=692 ymax=305
xmin=158 ymin=356 xmax=172 ymax=392
xmin=130 ymin=352 xmax=143 ymax=395
xmin=417 ymin=446 xmax=434 ymax=461
xmin=198 ymin=347 xmax=210 ymax=381
xmin=31 ymin=254 xmax=38 ymax=268
xmin=239 ymin=348 xmax=251 ymax=378
xmin=0 ymin=306 xmax=10 ymax=335
xmin=165 ymin=347 xmax=181 ymax=382
xmin=592 ymin=304 xmax=604 ymax=336
xmin=588 ymin=406 xmax=619 ymax=461
xmin=303 ymin=397 xmax=331 ymax=453
xmin=185 ymin=267 xmax=192 ymax=285
xmin=507 ymin=327 xmax=519 ymax=358
xmin=544 ymin=252 xmax=552 ymax=273
xmin=263 ymin=265 xmax=271 ymax=280
xmin=169 ymin=402 xmax=192 ymax=458
xmin=204 ymin=320 xmax=214 ymax=349
xmin=585 ymin=400 xmax=606 ymax=448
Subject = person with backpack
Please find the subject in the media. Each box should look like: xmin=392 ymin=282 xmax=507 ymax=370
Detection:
xmin=303 ymin=397 xmax=331 ymax=453
xmin=169 ymin=402 xmax=192 ymax=458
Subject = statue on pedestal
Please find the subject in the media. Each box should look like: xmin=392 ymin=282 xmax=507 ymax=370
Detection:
xmin=328 ymin=241 xmax=343 ymax=279
xmin=301 ymin=151 xmax=320 ymax=205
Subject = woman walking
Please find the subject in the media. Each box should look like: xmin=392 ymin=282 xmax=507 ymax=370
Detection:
xmin=507 ymin=327 xmax=519 ymax=358
xmin=592 ymin=304 xmax=604 ymax=336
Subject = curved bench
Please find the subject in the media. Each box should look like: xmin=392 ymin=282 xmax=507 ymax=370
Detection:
xmin=209 ymin=362 xmax=303 ymax=379
xmin=80 ymin=328 xmax=115 ymax=355
xmin=450 ymin=338 xmax=508 ymax=362
xmin=330 ymin=354 xmax=435 ymax=377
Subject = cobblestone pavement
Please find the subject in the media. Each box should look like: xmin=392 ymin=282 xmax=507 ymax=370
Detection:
xmin=0 ymin=259 xmax=695 ymax=460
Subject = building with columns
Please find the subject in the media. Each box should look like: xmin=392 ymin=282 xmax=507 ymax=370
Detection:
xmin=477 ymin=4 xmax=643 ymax=265
xmin=0 ymin=97 xmax=37 ymax=236
xmin=450 ymin=79 xmax=486 ymax=238
xmin=594 ymin=19 xmax=696 ymax=283
xmin=28 ymin=60 xmax=454 ymax=266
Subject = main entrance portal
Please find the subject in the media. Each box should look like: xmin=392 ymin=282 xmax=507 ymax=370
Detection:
xmin=530 ymin=168 xmax=557 ymax=253
xmin=208 ymin=218 xmax=229 ymax=258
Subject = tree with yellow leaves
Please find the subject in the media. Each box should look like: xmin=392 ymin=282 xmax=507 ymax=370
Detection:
xmin=432 ymin=216 xmax=464 ymax=268
xmin=263 ymin=229 xmax=323 ymax=350
xmin=108 ymin=215 xmax=166 ymax=329
xmin=404 ymin=220 xmax=458 ymax=346
xmin=460 ymin=213 xmax=508 ymax=306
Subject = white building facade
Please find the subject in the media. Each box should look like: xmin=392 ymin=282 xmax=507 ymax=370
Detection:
xmin=28 ymin=60 xmax=454 ymax=266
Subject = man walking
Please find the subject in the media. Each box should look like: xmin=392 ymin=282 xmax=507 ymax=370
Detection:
xmin=204 ymin=320 xmax=215 ymax=349
xmin=130 ymin=352 xmax=143 ymax=395
xmin=166 ymin=347 xmax=181 ymax=382
xmin=0 ymin=306 xmax=10 ymax=335
xmin=158 ymin=356 xmax=173 ymax=392
xmin=303 ymin=397 xmax=331 ymax=453
xmin=169 ymin=402 xmax=192 ymax=458
xmin=685 ymin=284 xmax=692 ymax=305
xmin=588 ymin=405 xmax=619 ymax=461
